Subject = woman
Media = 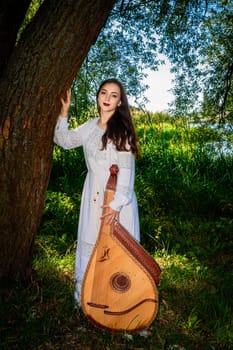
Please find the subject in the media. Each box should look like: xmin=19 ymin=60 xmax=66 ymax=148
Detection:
xmin=54 ymin=78 xmax=140 ymax=306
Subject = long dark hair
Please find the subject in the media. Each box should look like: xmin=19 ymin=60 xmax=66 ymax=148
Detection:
xmin=96 ymin=78 xmax=140 ymax=159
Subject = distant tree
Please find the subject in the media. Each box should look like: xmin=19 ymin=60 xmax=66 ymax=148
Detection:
xmin=156 ymin=0 xmax=233 ymax=120
xmin=200 ymin=4 xmax=233 ymax=121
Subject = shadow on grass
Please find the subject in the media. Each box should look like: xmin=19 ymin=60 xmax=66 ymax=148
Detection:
xmin=1 ymin=253 xmax=232 ymax=350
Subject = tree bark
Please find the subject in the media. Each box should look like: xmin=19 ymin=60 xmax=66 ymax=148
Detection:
xmin=0 ymin=0 xmax=116 ymax=282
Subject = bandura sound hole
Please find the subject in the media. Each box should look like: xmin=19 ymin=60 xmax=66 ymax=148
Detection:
xmin=110 ymin=272 xmax=131 ymax=292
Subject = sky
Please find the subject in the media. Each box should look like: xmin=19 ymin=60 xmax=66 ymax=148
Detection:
xmin=142 ymin=58 xmax=174 ymax=112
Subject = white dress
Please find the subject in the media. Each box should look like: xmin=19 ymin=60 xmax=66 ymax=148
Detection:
xmin=54 ymin=116 xmax=140 ymax=304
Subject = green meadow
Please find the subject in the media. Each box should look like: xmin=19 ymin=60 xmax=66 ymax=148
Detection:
xmin=1 ymin=113 xmax=232 ymax=350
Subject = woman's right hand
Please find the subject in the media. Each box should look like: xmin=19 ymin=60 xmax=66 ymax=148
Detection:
xmin=60 ymin=88 xmax=71 ymax=118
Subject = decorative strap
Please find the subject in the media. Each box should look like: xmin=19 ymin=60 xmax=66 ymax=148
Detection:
xmin=106 ymin=164 xmax=119 ymax=191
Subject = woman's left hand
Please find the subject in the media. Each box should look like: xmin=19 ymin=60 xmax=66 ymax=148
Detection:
xmin=101 ymin=205 xmax=119 ymax=225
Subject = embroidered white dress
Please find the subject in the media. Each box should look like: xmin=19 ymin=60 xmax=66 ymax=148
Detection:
xmin=54 ymin=116 xmax=140 ymax=304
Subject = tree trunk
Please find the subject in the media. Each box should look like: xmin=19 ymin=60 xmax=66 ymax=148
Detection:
xmin=0 ymin=0 xmax=116 ymax=282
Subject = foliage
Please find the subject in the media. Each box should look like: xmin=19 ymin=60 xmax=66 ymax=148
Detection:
xmin=70 ymin=0 xmax=161 ymax=121
xmin=1 ymin=114 xmax=232 ymax=349
xmin=16 ymin=0 xmax=44 ymax=42
xmin=162 ymin=1 xmax=233 ymax=119
xmin=16 ymin=0 xmax=233 ymax=121
xmin=71 ymin=0 xmax=233 ymax=121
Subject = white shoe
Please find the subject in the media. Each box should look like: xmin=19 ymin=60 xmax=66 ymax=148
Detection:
xmin=139 ymin=330 xmax=149 ymax=337
xmin=123 ymin=334 xmax=134 ymax=341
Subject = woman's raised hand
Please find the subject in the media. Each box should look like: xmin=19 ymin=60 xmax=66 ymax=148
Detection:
xmin=60 ymin=88 xmax=71 ymax=118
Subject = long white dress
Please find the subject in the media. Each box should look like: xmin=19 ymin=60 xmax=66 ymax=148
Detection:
xmin=54 ymin=116 xmax=140 ymax=304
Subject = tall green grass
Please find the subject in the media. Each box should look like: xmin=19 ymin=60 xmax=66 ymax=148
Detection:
xmin=1 ymin=114 xmax=232 ymax=349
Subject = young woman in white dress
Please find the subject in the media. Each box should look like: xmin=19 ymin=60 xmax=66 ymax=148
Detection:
xmin=54 ymin=78 xmax=140 ymax=306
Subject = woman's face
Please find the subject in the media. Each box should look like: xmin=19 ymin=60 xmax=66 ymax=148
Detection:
xmin=97 ymin=83 xmax=121 ymax=114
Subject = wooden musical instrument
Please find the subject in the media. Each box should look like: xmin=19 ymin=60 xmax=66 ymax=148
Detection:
xmin=81 ymin=164 xmax=161 ymax=333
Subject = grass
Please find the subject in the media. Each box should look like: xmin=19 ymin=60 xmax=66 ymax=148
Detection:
xmin=1 ymin=251 xmax=232 ymax=349
xmin=0 ymin=114 xmax=232 ymax=349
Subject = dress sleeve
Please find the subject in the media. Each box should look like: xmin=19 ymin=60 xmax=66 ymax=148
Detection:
xmin=109 ymin=151 xmax=135 ymax=211
xmin=53 ymin=116 xmax=85 ymax=149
